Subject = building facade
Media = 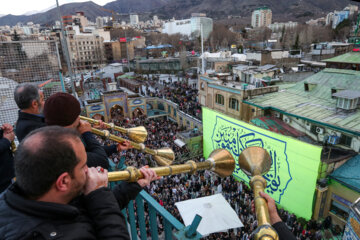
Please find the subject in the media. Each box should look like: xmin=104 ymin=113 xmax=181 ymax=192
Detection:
xmin=130 ymin=14 xmax=139 ymax=25
xmin=162 ymin=14 xmax=213 ymax=39
xmin=67 ymin=33 xmax=105 ymax=71
xmin=251 ymin=7 xmax=272 ymax=28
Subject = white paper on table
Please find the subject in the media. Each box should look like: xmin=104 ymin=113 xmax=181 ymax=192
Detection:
xmin=175 ymin=194 xmax=243 ymax=236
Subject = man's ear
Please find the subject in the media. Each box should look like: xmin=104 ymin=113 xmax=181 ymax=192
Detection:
xmin=55 ymin=172 xmax=72 ymax=192
xmin=31 ymin=99 xmax=38 ymax=109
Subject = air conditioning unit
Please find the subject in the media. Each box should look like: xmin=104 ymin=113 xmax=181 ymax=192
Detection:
xmin=283 ymin=116 xmax=291 ymax=124
xmin=328 ymin=135 xmax=340 ymax=145
xmin=316 ymin=127 xmax=324 ymax=135
xmin=274 ymin=112 xmax=281 ymax=118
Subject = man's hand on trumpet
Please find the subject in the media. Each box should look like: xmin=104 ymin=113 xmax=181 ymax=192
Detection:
xmin=117 ymin=140 xmax=132 ymax=151
xmin=92 ymin=120 xmax=107 ymax=130
xmin=77 ymin=120 xmax=92 ymax=134
xmin=1 ymin=124 xmax=15 ymax=143
xmin=137 ymin=166 xmax=160 ymax=188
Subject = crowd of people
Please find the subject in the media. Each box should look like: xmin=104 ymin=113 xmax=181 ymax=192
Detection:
xmin=143 ymin=79 xmax=202 ymax=120
xmin=96 ymin=116 xmax=195 ymax=169
xmin=93 ymin=115 xmax=343 ymax=240
xmin=0 ymin=82 xmax=345 ymax=239
xmin=144 ymin=171 xmax=342 ymax=240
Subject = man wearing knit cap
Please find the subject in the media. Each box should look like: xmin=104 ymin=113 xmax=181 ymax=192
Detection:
xmin=44 ymin=92 xmax=130 ymax=169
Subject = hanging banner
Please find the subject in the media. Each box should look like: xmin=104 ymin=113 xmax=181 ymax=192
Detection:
xmin=202 ymin=107 xmax=322 ymax=219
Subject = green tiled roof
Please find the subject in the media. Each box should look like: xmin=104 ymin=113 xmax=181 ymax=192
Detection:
xmin=323 ymin=52 xmax=360 ymax=64
xmin=245 ymin=69 xmax=360 ymax=135
xmin=330 ymin=155 xmax=360 ymax=193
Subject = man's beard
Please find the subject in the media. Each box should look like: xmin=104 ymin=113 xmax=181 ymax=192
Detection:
xmin=37 ymin=102 xmax=44 ymax=115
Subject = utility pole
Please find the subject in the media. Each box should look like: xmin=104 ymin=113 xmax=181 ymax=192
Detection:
xmin=125 ymin=30 xmax=131 ymax=73
xmin=201 ymin=23 xmax=205 ymax=74
xmin=56 ymin=0 xmax=76 ymax=95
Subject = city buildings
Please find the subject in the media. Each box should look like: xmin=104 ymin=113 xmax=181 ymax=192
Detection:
xmin=96 ymin=17 xmax=104 ymax=29
xmin=162 ymin=13 xmax=213 ymax=39
xmin=251 ymin=7 xmax=272 ymax=28
xmin=66 ymin=32 xmax=105 ymax=71
xmin=268 ymin=21 xmax=297 ymax=32
xmin=130 ymin=14 xmax=139 ymax=26
xmin=326 ymin=4 xmax=357 ymax=29
xmin=331 ymin=10 xmax=350 ymax=29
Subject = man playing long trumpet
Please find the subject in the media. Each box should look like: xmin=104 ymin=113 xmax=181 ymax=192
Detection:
xmin=0 ymin=126 xmax=158 ymax=239
xmin=43 ymin=92 xmax=131 ymax=169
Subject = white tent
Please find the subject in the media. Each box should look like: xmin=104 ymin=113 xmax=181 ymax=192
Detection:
xmin=175 ymin=194 xmax=243 ymax=236
xmin=174 ymin=139 xmax=186 ymax=148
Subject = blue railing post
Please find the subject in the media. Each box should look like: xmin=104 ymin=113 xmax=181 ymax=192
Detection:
xmin=109 ymin=188 xmax=203 ymax=240
xmin=173 ymin=214 xmax=202 ymax=240
xmin=135 ymin=195 xmax=147 ymax=240
xmin=127 ymin=200 xmax=138 ymax=239
xmin=148 ymin=205 xmax=159 ymax=240
xmin=185 ymin=214 xmax=202 ymax=238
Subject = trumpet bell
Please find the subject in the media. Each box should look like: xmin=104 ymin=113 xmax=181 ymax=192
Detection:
xmin=238 ymin=146 xmax=271 ymax=176
xmin=153 ymin=148 xmax=175 ymax=166
xmin=127 ymin=126 xmax=148 ymax=143
xmin=209 ymin=149 xmax=235 ymax=178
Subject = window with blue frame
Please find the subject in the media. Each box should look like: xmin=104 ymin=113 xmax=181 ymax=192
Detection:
xmin=215 ymin=94 xmax=224 ymax=105
xmin=158 ymin=103 xmax=165 ymax=110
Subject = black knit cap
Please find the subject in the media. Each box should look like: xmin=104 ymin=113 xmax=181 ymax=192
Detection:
xmin=44 ymin=92 xmax=81 ymax=126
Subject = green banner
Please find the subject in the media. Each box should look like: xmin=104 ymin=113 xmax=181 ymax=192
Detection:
xmin=202 ymin=107 xmax=322 ymax=219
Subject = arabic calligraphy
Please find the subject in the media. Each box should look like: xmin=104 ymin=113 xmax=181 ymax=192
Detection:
xmin=211 ymin=116 xmax=292 ymax=204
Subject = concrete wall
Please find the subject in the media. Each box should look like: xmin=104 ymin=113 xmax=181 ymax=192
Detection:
xmin=282 ymin=72 xmax=315 ymax=82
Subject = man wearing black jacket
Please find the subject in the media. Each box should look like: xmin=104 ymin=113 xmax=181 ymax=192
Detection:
xmin=43 ymin=92 xmax=130 ymax=169
xmin=0 ymin=124 xmax=15 ymax=193
xmin=14 ymin=83 xmax=46 ymax=142
xmin=0 ymin=126 xmax=157 ymax=239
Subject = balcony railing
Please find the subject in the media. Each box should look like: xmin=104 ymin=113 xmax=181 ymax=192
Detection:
xmin=109 ymin=182 xmax=202 ymax=240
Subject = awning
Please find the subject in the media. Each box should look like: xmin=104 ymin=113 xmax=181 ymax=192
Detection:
xmin=174 ymin=139 xmax=186 ymax=148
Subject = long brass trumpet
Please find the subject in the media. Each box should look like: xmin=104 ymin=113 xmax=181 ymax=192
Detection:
xmin=80 ymin=116 xmax=147 ymax=143
xmin=238 ymin=146 xmax=279 ymax=240
xmin=91 ymin=127 xmax=175 ymax=166
xmin=108 ymin=149 xmax=235 ymax=182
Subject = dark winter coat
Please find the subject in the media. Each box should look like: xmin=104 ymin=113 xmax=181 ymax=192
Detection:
xmin=15 ymin=111 xmax=46 ymax=142
xmin=0 ymin=182 xmax=142 ymax=239
xmin=0 ymin=137 xmax=14 ymax=193
xmin=273 ymin=221 xmax=297 ymax=240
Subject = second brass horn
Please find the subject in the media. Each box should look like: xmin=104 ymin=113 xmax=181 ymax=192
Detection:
xmin=91 ymin=128 xmax=175 ymax=166
xmin=80 ymin=116 xmax=147 ymax=143
xmin=238 ymin=146 xmax=279 ymax=240
xmin=108 ymin=149 xmax=235 ymax=182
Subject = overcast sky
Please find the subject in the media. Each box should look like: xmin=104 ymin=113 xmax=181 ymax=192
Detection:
xmin=0 ymin=0 xmax=115 ymax=16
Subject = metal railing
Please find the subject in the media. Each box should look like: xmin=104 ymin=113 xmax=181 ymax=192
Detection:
xmin=109 ymin=182 xmax=202 ymax=240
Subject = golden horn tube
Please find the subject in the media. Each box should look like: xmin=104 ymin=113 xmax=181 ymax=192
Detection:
xmin=108 ymin=148 xmax=235 ymax=182
xmin=80 ymin=116 xmax=148 ymax=143
xmin=11 ymin=141 xmax=17 ymax=153
xmin=91 ymin=128 xmax=175 ymax=166
xmin=251 ymin=176 xmax=279 ymax=240
xmin=238 ymin=147 xmax=279 ymax=240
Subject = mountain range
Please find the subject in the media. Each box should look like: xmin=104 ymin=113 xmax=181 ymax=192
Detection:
xmin=0 ymin=0 xmax=358 ymax=26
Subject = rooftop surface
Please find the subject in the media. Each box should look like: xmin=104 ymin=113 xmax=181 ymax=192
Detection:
xmin=330 ymin=154 xmax=360 ymax=193
xmin=245 ymin=68 xmax=360 ymax=135
xmin=323 ymin=52 xmax=360 ymax=64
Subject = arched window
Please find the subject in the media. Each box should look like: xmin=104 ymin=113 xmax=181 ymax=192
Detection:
xmin=215 ymin=94 xmax=224 ymax=105
xmin=158 ymin=102 xmax=165 ymax=110
xmin=229 ymin=97 xmax=239 ymax=111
